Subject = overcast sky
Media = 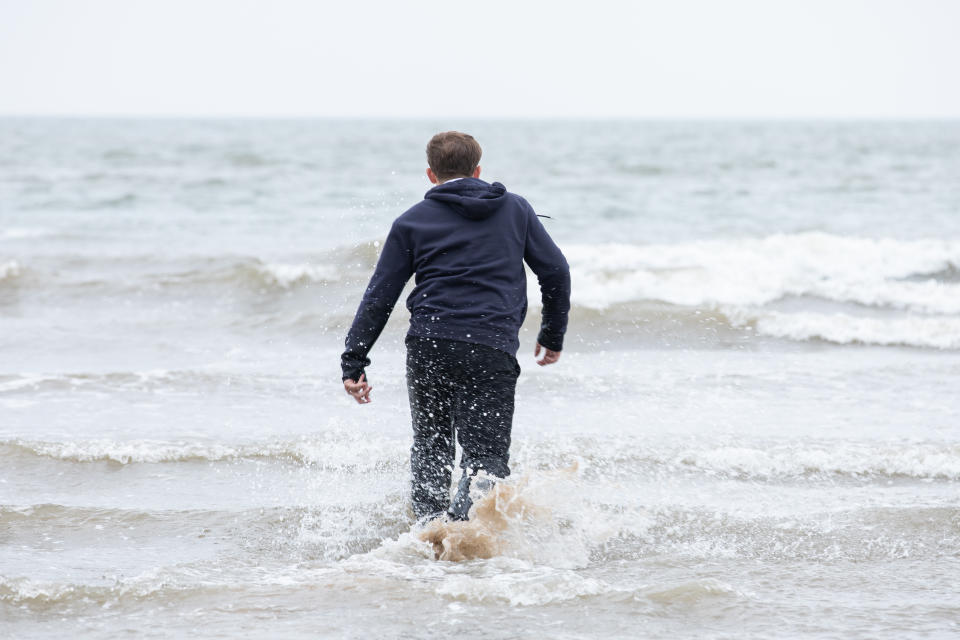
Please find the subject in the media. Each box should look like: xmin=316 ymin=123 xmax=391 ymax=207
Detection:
xmin=1 ymin=0 xmax=957 ymax=118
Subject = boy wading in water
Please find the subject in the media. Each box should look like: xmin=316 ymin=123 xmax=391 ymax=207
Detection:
xmin=341 ymin=131 xmax=570 ymax=523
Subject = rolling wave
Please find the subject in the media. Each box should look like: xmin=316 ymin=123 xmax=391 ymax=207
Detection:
xmin=6 ymin=233 xmax=960 ymax=349
xmin=154 ymin=258 xmax=343 ymax=290
xmin=4 ymin=435 xmax=959 ymax=480
xmin=13 ymin=232 xmax=959 ymax=303
xmin=2 ymin=242 xmax=381 ymax=294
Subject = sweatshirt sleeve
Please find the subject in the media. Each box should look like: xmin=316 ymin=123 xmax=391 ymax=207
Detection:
xmin=341 ymin=222 xmax=413 ymax=382
xmin=523 ymin=207 xmax=571 ymax=352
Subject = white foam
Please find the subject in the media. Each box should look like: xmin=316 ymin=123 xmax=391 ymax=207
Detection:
xmin=0 ymin=259 xmax=21 ymax=281
xmin=1 ymin=227 xmax=49 ymax=239
xmin=524 ymin=435 xmax=960 ymax=481
xmin=8 ymin=434 xmax=960 ymax=480
xmin=256 ymin=262 xmax=340 ymax=288
xmin=802 ymin=279 xmax=960 ymax=315
xmin=745 ymin=310 xmax=960 ymax=349
xmin=561 ymin=233 xmax=960 ymax=312
xmin=20 ymin=439 xmax=244 ymax=464
xmin=5 ymin=429 xmax=404 ymax=468
xmin=0 ymin=571 xmax=172 ymax=606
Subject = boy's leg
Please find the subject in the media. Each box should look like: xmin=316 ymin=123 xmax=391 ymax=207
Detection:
xmin=447 ymin=342 xmax=520 ymax=520
xmin=406 ymin=336 xmax=456 ymax=521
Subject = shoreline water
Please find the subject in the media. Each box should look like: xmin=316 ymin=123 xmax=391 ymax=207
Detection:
xmin=2 ymin=119 xmax=959 ymax=638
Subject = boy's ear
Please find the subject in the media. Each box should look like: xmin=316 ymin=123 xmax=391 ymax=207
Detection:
xmin=472 ymin=166 xmax=481 ymax=178
xmin=427 ymin=167 xmax=439 ymax=184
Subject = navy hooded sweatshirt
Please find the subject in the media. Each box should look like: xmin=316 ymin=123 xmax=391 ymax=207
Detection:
xmin=340 ymin=177 xmax=570 ymax=382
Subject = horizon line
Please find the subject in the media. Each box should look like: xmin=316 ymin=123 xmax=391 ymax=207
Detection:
xmin=1 ymin=113 xmax=959 ymax=122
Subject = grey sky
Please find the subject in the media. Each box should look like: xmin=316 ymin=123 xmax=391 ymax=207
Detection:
xmin=1 ymin=0 xmax=957 ymax=118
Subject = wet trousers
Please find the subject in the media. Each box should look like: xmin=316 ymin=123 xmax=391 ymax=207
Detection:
xmin=405 ymin=335 xmax=521 ymax=520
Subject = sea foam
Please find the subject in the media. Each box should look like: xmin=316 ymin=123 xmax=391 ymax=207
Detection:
xmin=551 ymin=233 xmax=960 ymax=348
xmin=255 ymin=262 xmax=341 ymax=288
xmin=562 ymin=233 xmax=960 ymax=311
xmin=747 ymin=310 xmax=960 ymax=349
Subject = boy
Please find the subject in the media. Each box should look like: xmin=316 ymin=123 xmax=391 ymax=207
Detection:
xmin=341 ymin=131 xmax=570 ymax=523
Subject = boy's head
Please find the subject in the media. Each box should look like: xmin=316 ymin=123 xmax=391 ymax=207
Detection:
xmin=426 ymin=131 xmax=482 ymax=184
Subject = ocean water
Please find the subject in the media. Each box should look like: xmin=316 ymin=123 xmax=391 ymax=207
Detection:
xmin=1 ymin=118 xmax=959 ymax=639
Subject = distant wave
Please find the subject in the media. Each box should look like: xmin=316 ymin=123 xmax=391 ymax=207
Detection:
xmin=154 ymin=258 xmax=343 ymax=290
xmin=152 ymin=259 xmax=345 ymax=290
xmin=5 ymin=242 xmax=382 ymax=294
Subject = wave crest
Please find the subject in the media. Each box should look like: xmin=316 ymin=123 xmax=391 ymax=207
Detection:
xmin=0 ymin=433 xmax=404 ymax=469
xmin=743 ymin=310 xmax=960 ymax=349
xmin=5 ymin=435 xmax=959 ymax=481
xmin=565 ymin=233 xmax=960 ymax=312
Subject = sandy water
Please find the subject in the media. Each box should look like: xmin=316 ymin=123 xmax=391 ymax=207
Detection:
xmin=2 ymin=118 xmax=959 ymax=638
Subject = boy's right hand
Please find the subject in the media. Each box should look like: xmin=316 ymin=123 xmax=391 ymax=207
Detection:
xmin=534 ymin=343 xmax=561 ymax=366
xmin=344 ymin=374 xmax=373 ymax=404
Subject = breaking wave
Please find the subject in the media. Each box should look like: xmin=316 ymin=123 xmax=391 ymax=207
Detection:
xmin=1 ymin=243 xmax=381 ymax=294
xmin=743 ymin=310 xmax=960 ymax=349
xmin=565 ymin=232 xmax=960 ymax=311
xmin=21 ymin=232 xmax=960 ymax=304
xmin=559 ymin=233 xmax=960 ymax=349
xmin=7 ymin=233 xmax=960 ymax=348
xmin=568 ymin=302 xmax=960 ymax=349
xmin=153 ymin=258 xmax=342 ymax=290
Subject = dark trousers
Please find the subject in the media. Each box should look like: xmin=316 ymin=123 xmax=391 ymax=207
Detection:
xmin=405 ymin=335 xmax=521 ymax=520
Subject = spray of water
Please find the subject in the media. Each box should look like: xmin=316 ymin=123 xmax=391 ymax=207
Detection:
xmin=416 ymin=464 xmax=584 ymax=563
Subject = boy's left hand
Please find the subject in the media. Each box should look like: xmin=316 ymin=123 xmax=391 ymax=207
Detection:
xmin=344 ymin=374 xmax=373 ymax=404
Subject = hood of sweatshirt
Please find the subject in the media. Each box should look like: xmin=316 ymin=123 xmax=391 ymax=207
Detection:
xmin=424 ymin=177 xmax=508 ymax=220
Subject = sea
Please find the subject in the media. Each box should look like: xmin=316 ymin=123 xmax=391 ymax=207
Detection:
xmin=1 ymin=118 xmax=959 ymax=639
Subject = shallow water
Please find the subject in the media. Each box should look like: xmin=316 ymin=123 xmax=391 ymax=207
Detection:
xmin=2 ymin=118 xmax=959 ymax=638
